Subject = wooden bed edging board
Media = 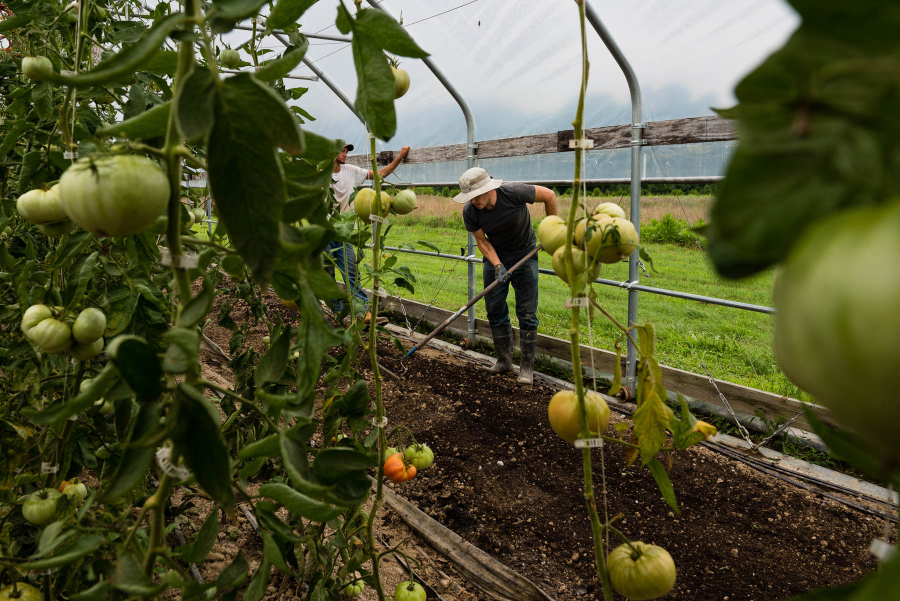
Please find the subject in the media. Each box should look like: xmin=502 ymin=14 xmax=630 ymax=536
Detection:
xmin=379 ymin=294 xmax=838 ymax=434
xmin=347 ymin=115 xmax=736 ymax=166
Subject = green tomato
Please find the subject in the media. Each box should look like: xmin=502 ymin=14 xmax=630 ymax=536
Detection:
xmin=341 ymin=581 xmax=364 ymax=597
xmin=547 ymin=390 xmax=610 ymax=444
xmin=774 ymin=201 xmax=900 ymax=460
xmin=21 ymin=56 xmax=54 ymax=81
xmin=21 ymin=304 xmax=52 ymax=337
xmin=607 ymin=542 xmax=676 ymax=601
xmin=71 ymin=338 xmax=104 ymax=361
xmin=220 ymin=49 xmax=241 ymax=68
xmin=404 ymin=444 xmax=434 ymax=470
xmin=353 ymin=189 xmax=391 ymax=224
xmin=28 ymin=318 xmax=72 ymax=354
xmin=538 ymin=215 xmax=568 ymax=256
xmin=593 ymin=202 xmax=626 ymax=220
xmin=59 ymin=155 xmax=169 ymax=237
xmin=72 ymin=307 xmax=106 ymax=344
xmin=392 ymin=66 xmax=410 ymax=99
xmin=551 ymin=246 xmax=600 ymax=284
xmin=584 ymin=217 xmax=639 ymax=264
xmin=59 ymin=479 xmax=87 ymax=505
xmin=0 ymin=583 xmax=43 ymax=601
xmin=384 ymin=447 xmax=400 ymax=459
xmin=17 ymin=187 xmax=67 ymax=225
xmin=22 ymin=489 xmax=61 ymax=525
xmin=393 ymin=581 xmax=425 ymax=601
xmin=392 ymin=190 xmax=417 ymax=215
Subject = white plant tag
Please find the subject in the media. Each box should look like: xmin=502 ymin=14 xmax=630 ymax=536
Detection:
xmin=370 ymin=215 xmax=388 ymax=224
xmin=574 ymin=438 xmax=604 ymax=449
xmin=563 ymin=297 xmax=589 ymax=309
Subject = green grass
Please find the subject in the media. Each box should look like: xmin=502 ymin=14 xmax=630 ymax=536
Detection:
xmin=378 ymin=220 xmax=809 ymax=401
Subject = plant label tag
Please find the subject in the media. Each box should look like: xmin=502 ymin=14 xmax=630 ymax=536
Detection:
xmin=869 ymin=538 xmax=896 ymax=562
xmin=569 ymin=139 xmax=594 ymax=149
xmin=40 ymin=462 xmax=59 ymax=474
xmin=372 ymin=416 xmax=388 ymax=428
xmin=563 ymin=297 xmax=589 ymax=309
xmin=370 ymin=215 xmax=388 ymax=224
xmin=161 ymin=250 xmax=199 ymax=269
xmin=574 ymin=438 xmax=604 ymax=449
xmin=63 ymin=151 xmax=78 ymax=159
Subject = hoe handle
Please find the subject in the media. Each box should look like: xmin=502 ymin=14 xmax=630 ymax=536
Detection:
xmin=406 ymin=245 xmax=543 ymax=357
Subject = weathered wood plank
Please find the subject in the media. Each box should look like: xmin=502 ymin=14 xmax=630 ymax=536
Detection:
xmin=348 ymin=115 xmax=736 ymax=167
xmin=381 ymin=294 xmax=836 ymax=434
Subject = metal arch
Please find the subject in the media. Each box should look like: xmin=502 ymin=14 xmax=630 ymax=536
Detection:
xmin=585 ymin=1 xmax=644 ymax=390
xmin=362 ymin=0 xmax=480 ymax=345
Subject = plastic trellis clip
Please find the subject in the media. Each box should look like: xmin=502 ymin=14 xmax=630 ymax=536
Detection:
xmin=371 ymin=416 xmax=388 ymax=428
xmin=568 ymin=139 xmax=594 ymax=149
xmin=161 ymin=250 xmax=199 ymax=269
xmin=573 ymin=438 xmax=604 ymax=449
xmin=563 ymin=297 xmax=590 ymax=309
xmin=373 ymin=287 xmax=389 ymax=298
xmin=366 ymin=133 xmax=376 ymax=140
xmin=155 ymin=446 xmax=191 ymax=481
xmin=370 ymin=215 xmax=389 ymax=225
xmin=63 ymin=151 xmax=79 ymax=160
xmin=40 ymin=462 xmax=59 ymax=474
xmin=869 ymin=538 xmax=897 ymax=562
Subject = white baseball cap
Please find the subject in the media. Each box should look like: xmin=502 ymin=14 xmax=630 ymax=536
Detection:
xmin=453 ymin=167 xmax=503 ymax=204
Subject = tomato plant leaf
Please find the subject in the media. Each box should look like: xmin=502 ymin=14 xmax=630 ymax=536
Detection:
xmin=22 ymin=363 xmax=118 ymax=425
xmin=0 ymin=14 xmax=34 ymax=32
xmin=646 ymin=458 xmax=680 ymax=514
xmin=21 ymin=534 xmax=104 ymax=570
xmin=31 ymin=82 xmax=54 ymax=121
xmin=180 ymin=279 xmax=214 ymax=327
xmin=172 ymin=384 xmax=236 ymax=511
xmin=106 ymin=285 xmax=139 ymax=337
xmin=0 ymin=122 xmax=34 ymax=158
xmin=238 ymin=433 xmax=281 ymax=460
xmin=353 ymin=8 xmax=429 ymax=59
xmin=261 ymin=530 xmax=290 ymax=574
xmin=311 ymin=448 xmax=377 ymax=484
xmin=163 ymin=327 xmax=200 ymax=374
xmin=267 ymin=0 xmax=319 ymax=30
xmin=70 ymin=581 xmax=111 ymax=601
xmin=99 ymin=101 xmax=171 ymax=140
xmin=255 ymin=39 xmax=309 ymax=82
xmin=51 ymin=14 xmax=191 ymax=87
xmin=209 ymin=0 xmax=269 ymax=33
xmin=244 ymin=557 xmax=271 ymax=601
xmin=632 ymin=388 xmax=672 ymax=466
xmin=100 ymin=402 xmax=160 ymax=502
xmin=256 ymin=327 xmax=291 ymax=385
xmin=176 ymin=66 xmax=217 ymax=143
xmin=110 ymin=554 xmax=166 ymax=595
xmin=258 ymin=482 xmax=344 ymax=522
xmin=179 ymin=508 xmax=220 ymax=564
xmin=295 ymin=286 xmax=344 ymax=402
xmin=108 ymin=335 xmax=163 ymax=401
xmin=0 ymin=420 xmax=30 ymax=490
xmin=350 ymin=30 xmax=396 ymax=141
xmin=299 ymin=130 xmax=344 ymax=164
xmin=65 ymin=251 xmax=100 ymax=311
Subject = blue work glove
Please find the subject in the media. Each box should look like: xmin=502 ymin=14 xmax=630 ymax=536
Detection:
xmin=494 ymin=264 xmax=509 ymax=283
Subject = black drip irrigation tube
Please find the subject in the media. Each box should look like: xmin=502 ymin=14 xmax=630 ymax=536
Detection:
xmin=386 ymin=327 xmax=898 ymax=522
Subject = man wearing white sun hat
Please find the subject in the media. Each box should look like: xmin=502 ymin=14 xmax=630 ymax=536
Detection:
xmin=454 ymin=167 xmax=557 ymax=385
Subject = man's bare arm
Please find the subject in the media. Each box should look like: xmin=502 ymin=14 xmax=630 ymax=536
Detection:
xmin=534 ymin=185 xmax=558 ymax=216
xmin=472 ymin=228 xmax=502 ymax=268
xmin=367 ymin=147 xmax=411 ymax=179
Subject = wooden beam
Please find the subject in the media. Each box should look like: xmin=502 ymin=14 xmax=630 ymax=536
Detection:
xmin=347 ymin=115 xmax=736 ymax=167
xmin=381 ymin=294 xmax=837 ymax=434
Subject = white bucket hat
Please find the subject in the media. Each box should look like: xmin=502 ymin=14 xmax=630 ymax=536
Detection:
xmin=453 ymin=167 xmax=503 ymax=204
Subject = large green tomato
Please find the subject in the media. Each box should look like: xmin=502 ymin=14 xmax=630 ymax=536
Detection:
xmin=585 ymin=217 xmax=639 ymax=264
xmin=547 ymin=389 xmax=610 ymax=444
xmin=0 ymin=583 xmax=43 ymax=601
xmin=404 ymin=444 xmax=434 ymax=470
xmin=607 ymin=542 xmax=676 ymax=600
xmin=17 ymin=186 xmax=67 ymax=225
xmin=353 ymin=189 xmax=391 ymax=224
xmin=72 ymin=308 xmax=106 ymax=343
xmin=393 ymin=582 xmax=425 ymax=601
xmin=220 ymin=49 xmax=241 ymax=68
xmin=71 ymin=338 xmax=104 ymax=361
xmin=22 ymin=489 xmax=61 ymax=525
xmin=59 ymin=155 xmax=169 ymax=237
xmin=392 ymin=66 xmax=410 ymax=99
xmin=774 ymin=201 xmax=900 ymax=460
xmin=593 ymin=202 xmax=626 ymax=220
xmin=537 ymin=215 xmax=568 ymax=255
xmin=21 ymin=305 xmax=53 ymax=337
xmin=551 ymin=246 xmax=599 ymax=284
xmin=341 ymin=581 xmax=365 ymax=597
xmin=28 ymin=318 xmax=72 ymax=354
xmin=21 ymin=56 xmax=53 ymax=81
xmin=392 ymin=190 xmax=418 ymax=215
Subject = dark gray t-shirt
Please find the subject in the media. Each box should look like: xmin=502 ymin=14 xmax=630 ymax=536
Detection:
xmin=463 ymin=183 xmax=536 ymax=259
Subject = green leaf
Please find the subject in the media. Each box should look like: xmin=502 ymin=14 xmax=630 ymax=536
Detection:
xmin=106 ymin=285 xmax=139 ymax=337
xmin=181 ymin=279 xmax=214 ymax=327
xmin=71 ymin=581 xmax=111 ymax=601
xmin=99 ymin=101 xmax=171 ymax=139
xmin=311 ymin=448 xmax=377 ymax=484
xmin=163 ymin=327 xmax=201 ymax=374
xmin=111 ymin=554 xmax=165 ymax=595
xmin=0 ymin=121 xmax=33 ymax=157
xmin=142 ymin=50 xmax=179 ymax=76
xmin=101 ymin=402 xmax=160 ymax=502
xmin=180 ymin=508 xmax=220 ymax=564
xmin=415 ymin=240 xmax=440 ymax=253
xmin=31 ymin=83 xmax=54 ymax=121
xmin=255 ymin=327 xmax=291 ymax=385
xmin=646 ymin=459 xmax=680 ymax=515
xmin=175 ymin=66 xmax=217 ymax=143
xmin=353 ymin=8 xmax=429 ymax=59
xmin=21 ymin=535 xmax=103 ymax=570
xmin=244 ymin=557 xmax=271 ymax=601
xmin=261 ymin=530 xmax=289 ymax=573
xmin=268 ymin=0 xmax=319 ymax=30
xmin=209 ymin=0 xmax=269 ymax=33
xmin=233 ymin=74 xmax=304 ymax=154
xmin=51 ymin=14 xmax=191 ymax=87
xmin=172 ymin=384 xmax=236 ymax=511
xmin=213 ymin=550 xmax=250 ymax=593
xmin=22 ymin=363 xmax=118 ymax=425
xmin=108 ymin=335 xmax=163 ymax=401
xmin=349 ymin=23 xmax=397 ymax=140
xmin=254 ymin=40 xmax=309 ymax=82
xmin=51 ymin=231 xmax=92 ymax=269
xmin=65 ymin=251 xmax=100 ymax=311
xmin=0 ymin=14 xmax=34 ymax=32
xmin=36 ymin=521 xmax=73 ymax=557
xmin=300 ymin=130 xmax=344 ymax=163
xmin=632 ymin=389 xmax=673 ymax=466
xmin=295 ymin=286 xmax=344 ymax=401
xmin=257 ymin=482 xmax=344 ymax=522
xmin=238 ymin=433 xmax=281 ymax=459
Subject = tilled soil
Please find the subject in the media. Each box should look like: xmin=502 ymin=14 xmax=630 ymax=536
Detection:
xmin=196 ymin=285 xmax=889 ymax=601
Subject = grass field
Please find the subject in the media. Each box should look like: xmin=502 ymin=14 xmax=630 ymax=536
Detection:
xmin=378 ymin=195 xmax=808 ymax=401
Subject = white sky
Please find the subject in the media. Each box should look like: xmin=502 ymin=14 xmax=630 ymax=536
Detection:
xmin=232 ymin=0 xmax=800 ymax=149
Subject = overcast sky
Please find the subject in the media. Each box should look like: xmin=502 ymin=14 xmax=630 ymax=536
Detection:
xmin=233 ymin=0 xmax=799 ymax=151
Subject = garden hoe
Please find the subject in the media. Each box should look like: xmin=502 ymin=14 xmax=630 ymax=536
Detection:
xmin=406 ymin=245 xmax=543 ymax=357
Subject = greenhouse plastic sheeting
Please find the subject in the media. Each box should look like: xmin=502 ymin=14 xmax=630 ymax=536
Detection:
xmin=224 ymin=0 xmax=798 ymax=181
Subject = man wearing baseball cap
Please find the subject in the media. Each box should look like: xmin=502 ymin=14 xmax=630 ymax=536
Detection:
xmin=455 ymin=167 xmax=557 ymax=385
xmin=330 ymin=142 xmax=409 ymax=323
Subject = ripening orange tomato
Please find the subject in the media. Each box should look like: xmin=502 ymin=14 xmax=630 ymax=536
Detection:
xmin=384 ymin=452 xmax=416 ymax=482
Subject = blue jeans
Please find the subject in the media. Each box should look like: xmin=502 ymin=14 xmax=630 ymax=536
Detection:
xmin=327 ymin=240 xmax=369 ymax=314
xmin=482 ymin=251 xmax=539 ymax=331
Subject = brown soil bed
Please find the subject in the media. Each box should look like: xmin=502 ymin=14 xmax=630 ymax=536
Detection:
xmin=196 ymin=285 xmax=889 ymax=601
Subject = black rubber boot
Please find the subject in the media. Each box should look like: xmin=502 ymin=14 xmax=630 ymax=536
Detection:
xmin=483 ymin=325 xmax=514 ymax=374
xmin=516 ymin=330 xmax=537 ymax=386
